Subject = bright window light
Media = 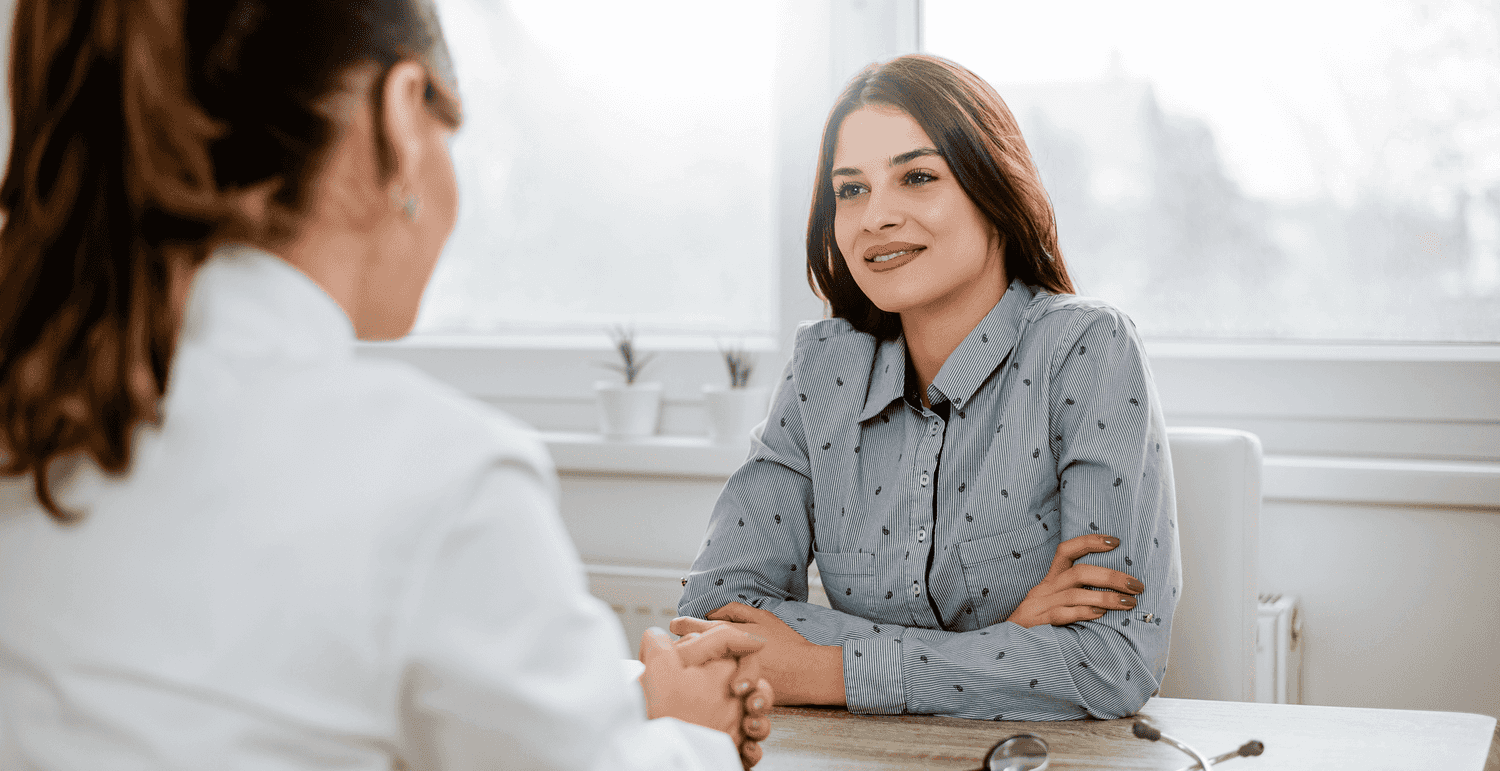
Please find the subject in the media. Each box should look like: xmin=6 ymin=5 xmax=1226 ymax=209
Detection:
xmin=926 ymin=0 xmax=1500 ymax=342
xmin=418 ymin=1 xmax=777 ymax=338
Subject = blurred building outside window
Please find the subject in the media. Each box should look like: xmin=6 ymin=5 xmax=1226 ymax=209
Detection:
xmin=925 ymin=0 xmax=1500 ymax=343
xmin=417 ymin=0 xmax=778 ymax=341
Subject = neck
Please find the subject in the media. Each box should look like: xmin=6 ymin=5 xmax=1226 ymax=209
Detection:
xmin=275 ymin=228 xmax=366 ymax=324
xmin=901 ymin=280 xmax=1008 ymax=406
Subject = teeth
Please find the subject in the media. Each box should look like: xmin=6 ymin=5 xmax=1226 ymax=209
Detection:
xmin=872 ymin=249 xmax=916 ymax=263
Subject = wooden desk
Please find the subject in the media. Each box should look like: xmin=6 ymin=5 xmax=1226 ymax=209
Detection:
xmin=758 ymin=697 xmax=1500 ymax=770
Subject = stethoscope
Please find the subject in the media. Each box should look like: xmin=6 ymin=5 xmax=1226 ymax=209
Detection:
xmin=970 ymin=718 xmax=1264 ymax=770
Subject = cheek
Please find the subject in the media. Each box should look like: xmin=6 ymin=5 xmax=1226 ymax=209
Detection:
xmin=833 ymin=206 xmax=857 ymax=262
xmin=433 ymin=146 xmax=460 ymax=238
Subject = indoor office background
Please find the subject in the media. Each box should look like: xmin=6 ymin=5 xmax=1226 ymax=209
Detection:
xmin=3 ymin=0 xmax=1494 ymax=721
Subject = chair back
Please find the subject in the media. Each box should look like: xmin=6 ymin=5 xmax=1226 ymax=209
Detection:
xmin=1158 ymin=426 xmax=1262 ymax=702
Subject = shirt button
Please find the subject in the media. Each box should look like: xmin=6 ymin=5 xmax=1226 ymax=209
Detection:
xmin=917 ymin=528 xmax=927 ymax=542
xmin=920 ymin=472 xmax=930 ymax=487
xmin=930 ymin=423 xmax=939 ymax=436
xmin=911 ymin=582 xmax=922 ymax=598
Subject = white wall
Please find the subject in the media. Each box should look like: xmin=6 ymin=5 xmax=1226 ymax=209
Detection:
xmin=1259 ymin=499 xmax=1500 ymax=718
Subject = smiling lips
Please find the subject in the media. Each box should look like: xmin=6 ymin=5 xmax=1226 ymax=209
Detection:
xmin=862 ymin=242 xmax=926 ymax=272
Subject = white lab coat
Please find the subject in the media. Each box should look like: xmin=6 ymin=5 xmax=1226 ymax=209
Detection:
xmin=0 ymin=245 xmax=738 ymax=771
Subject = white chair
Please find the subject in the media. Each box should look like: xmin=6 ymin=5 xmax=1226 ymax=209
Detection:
xmin=1157 ymin=426 xmax=1263 ymax=702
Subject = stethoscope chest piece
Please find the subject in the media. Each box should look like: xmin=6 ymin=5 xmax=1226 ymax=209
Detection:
xmin=985 ymin=733 xmax=1049 ymax=771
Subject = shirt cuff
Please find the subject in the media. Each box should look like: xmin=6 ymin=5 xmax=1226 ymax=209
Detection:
xmin=842 ymin=637 xmax=905 ymax=714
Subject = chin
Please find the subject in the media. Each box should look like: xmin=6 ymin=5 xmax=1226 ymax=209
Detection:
xmin=859 ymin=286 xmax=940 ymax=316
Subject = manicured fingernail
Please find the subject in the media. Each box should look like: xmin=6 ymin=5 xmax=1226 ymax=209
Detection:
xmin=747 ymin=718 xmax=762 ymax=732
xmin=1127 ymin=580 xmax=1144 ymax=593
xmin=751 ymin=697 xmax=766 ymax=710
xmin=734 ymin=680 xmax=752 ymax=695
xmin=1120 ymin=596 xmax=1136 ymax=606
xmin=1103 ymin=537 xmax=1119 ymax=547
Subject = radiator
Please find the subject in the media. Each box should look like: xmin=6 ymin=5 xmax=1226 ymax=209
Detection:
xmin=587 ymin=564 xmax=831 ymax=657
xmin=1255 ymin=594 xmax=1304 ymax=704
xmin=586 ymin=565 xmax=688 ymax=657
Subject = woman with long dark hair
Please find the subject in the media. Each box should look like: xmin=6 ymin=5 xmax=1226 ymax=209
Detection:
xmin=0 ymin=1 xmax=771 ymax=767
xmin=678 ymin=54 xmax=1180 ymax=721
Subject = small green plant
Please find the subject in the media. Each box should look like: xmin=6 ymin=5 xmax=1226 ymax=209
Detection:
xmin=720 ymin=345 xmax=754 ymax=388
xmin=603 ymin=325 xmax=654 ymax=385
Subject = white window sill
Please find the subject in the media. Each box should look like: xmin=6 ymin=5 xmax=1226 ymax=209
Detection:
xmin=542 ymin=431 xmax=1500 ymax=510
xmin=542 ymin=432 xmax=748 ymax=478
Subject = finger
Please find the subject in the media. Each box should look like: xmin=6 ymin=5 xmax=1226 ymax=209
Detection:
xmin=707 ymin=602 xmax=762 ymax=623
xmin=742 ymin=712 xmax=771 ymax=742
xmin=669 ymin=616 xmax=725 ymax=637
xmin=1055 ymin=533 xmax=1120 ymax=565
xmin=1058 ymin=587 xmax=1139 ymax=611
xmin=745 ymin=678 xmax=774 ymax=716
xmin=729 ymin=651 xmax=761 ymax=698
xmin=1062 ymin=564 xmax=1145 ymax=594
xmin=638 ymin=627 xmax=682 ymax=669
xmin=674 ymin=623 xmax=767 ymax=668
xmin=1046 ymin=604 xmax=1109 ymax=626
xmin=740 ymin=739 xmax=763 ymax=768
xmin=1045 ymin=534 xmax=1121 ymax=581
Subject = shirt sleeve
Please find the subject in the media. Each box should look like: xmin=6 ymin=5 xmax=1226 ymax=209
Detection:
xmin=681 ymin=308 xmax=1177 ymax=721
xmin=679 ymin=354 xmax=818 ymax=620
xmin=1040 ymin=304 xmax=1179 ymax=714
xmin=396 ymin=458 xmax=742 ymax=771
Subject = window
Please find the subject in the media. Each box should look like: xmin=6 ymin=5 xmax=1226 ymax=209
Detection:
xmin=420 ymin=0 xmax=778 ymax=339
xmin=925 ymin=0 xmax=1500 ymax=343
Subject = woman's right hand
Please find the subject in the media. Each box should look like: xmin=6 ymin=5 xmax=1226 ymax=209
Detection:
xmin=639 ymin=625 xmax=775 ymax=767
xmin=1004 ymin=534 xmax=1144 ymax=628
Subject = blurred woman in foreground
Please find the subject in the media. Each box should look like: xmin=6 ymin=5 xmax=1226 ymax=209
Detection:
xmin=0 ymin=1 xmax=768 ymax=768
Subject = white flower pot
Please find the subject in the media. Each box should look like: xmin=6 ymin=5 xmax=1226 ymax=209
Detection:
xmin=703 ymin=385 xmax=771 ymax=446
xmin=595 ymin=381 xmax=663 ymax=439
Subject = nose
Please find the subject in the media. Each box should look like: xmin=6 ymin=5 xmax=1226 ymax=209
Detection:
xmin=861 ymin=185 xmax=902 ymax=233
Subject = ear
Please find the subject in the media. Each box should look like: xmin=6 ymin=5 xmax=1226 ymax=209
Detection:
xmin=378 ymin=61 xmax=433 ymax=186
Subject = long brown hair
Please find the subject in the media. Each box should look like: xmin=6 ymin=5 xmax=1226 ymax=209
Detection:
xmin=806 ymin=54 xmax=1074 ymax=340
xmin=0 ymin=0 xmax=461 ymax=521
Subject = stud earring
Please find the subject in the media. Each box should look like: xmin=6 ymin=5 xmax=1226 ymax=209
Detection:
xmin=390 ymin=183 xmax=421 ymax=221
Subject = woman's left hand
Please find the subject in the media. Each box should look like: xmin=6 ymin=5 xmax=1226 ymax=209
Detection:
xmin=672 ymin=603 xmax=846 ymax=707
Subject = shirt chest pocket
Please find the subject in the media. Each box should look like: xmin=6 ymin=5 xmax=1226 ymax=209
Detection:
xmin=954 ymin=508 xmax=1061 ymax=625
xmin=813 ymin=549 xmax=879 ymax=618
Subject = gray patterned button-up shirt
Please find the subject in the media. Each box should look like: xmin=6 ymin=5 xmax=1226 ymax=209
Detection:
xmin=680 ymin=280 xmax=1181 ymax=720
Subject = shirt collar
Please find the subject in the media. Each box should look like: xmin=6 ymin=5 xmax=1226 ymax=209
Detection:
xmin=856 ymin=279 xmax=1035 ymax=421
xmin=858 ymin=335 xmax=910 ymax=422
xmin=178 ymin=243 xmax=356 ymax=362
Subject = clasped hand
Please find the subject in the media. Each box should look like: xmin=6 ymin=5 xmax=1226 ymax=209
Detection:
xmin=671 ymin=603 xmax=845 ymax=708
xmin=1004 ymin=533 xmax=1145 ymax=628
xmin=638 ymin=623 xmax=775 ymax=768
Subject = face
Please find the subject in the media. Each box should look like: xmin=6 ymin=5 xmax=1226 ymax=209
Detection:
xmin=831 ymin=105 xmax=1007 ymax=323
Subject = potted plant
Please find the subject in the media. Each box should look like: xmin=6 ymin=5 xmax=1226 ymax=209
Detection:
xmin=702 ymin=346 xmax=770 ymax=446
xmin=595 ymin=326 xmax=662 ymax=439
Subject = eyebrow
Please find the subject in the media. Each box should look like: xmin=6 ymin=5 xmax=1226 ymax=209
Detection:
xmin=831 ymin=147 xmax=941 ymax=178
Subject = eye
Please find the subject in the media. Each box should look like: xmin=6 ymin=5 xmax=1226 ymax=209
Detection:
xmin=904 ymin=169 xmax=937 ymax=186
xmin=834 ymin=182 xmax=867 ymax=200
